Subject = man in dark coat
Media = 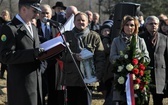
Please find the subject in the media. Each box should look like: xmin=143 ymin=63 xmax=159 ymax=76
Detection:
xmin=0 ymin=0 xmax=44 ymax=105
xmin=51 ymin=1 xmax=66 ymax=24
xmin=0 ymin=9 xmax=11 ymax=79
xmin=139 ymin=16 xmax=168 ymax=105
xmin=36 ymin=4 xmax=64 ymax=105
xmin=37 ymin=4 xmax=58 ymax=43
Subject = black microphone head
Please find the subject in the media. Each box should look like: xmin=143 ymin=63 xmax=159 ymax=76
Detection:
xmin=42 ymin=17 xmax=48 ymax=23
xmin=42 ymin=17 xmax=63 ymax=28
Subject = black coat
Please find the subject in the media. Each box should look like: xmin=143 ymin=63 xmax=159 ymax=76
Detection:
xmin=36 ymin=19 xmax=62 ymax=105
xmin=0 ymin=17 xmax=10 ymax=25
xmin=0 ymin=16 xmax=42 ymax=105
xmin=36 ymin=19 xmax=59 ymax=43
xmin=139 ymin=31 xmax=168 ymax=94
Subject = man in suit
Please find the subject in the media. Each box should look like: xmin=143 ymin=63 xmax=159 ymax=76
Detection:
xmin=37 ymin=4 xmax=57 ymax=43
xmin=0 ymin=0 xmax=44 ymax=105
xmin=65 ymin=6 xmax=78 ymax=20
xmin=37 ymin=4 xmax=52 ymax=104
xmin=37 ymin=4 xmax=63 ymax=105
xmin=139 ymin=16 xmax=168 ymax=105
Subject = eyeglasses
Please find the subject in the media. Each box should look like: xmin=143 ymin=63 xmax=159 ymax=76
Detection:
xmin=32 ymin=9 xmax=39 ymax=14
xmin=25 ymin=5 xmax=39 ymax=14
xmin=147 ymin=23 xmax=159 ymax=25
xmin=125 ymin=24 xmax=135 ymax=27
xmin=41 ymin=12 xmax=49 ymax=15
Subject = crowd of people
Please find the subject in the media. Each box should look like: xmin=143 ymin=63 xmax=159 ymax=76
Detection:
xmin=0 ymin=0 xmax=168 ymax=105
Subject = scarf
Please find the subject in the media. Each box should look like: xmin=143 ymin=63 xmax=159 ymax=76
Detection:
xmin=72 ymin=27 xmax=90 ymax=38
xmin=121 ymin=32 xmax=133 ymax=45
xmin=149 ymin=32 xmax=158 ymax=47
xmin=72 ymin=27 xmax=90 ymax=51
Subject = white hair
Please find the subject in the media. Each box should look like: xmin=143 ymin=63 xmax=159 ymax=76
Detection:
xmin=145 ymin=16 xmax=160 ymax=25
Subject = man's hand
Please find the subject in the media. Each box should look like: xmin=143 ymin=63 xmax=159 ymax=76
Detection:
xmin=34 ymin=48 xmax=45 ymax=59
xmin=75 ymin=53 xmax=82 ymax=61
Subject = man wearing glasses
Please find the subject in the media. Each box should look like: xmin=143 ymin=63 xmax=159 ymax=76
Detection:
xmin=139 ymin=16 xmax=168 ymax=105
xmin=36 ymin=4 xmax=62 ymax=105
xmin=0 ymin=0 xmax=44 ymax=105
xmin=37 ymin=4 xmax=58 ymax=43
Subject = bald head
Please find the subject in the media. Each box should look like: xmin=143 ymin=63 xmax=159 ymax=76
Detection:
xmin=65 ymin=6 xmax=78 ymax=19
xmin=93 ymin=12 xmax=99 ymax=23
xmin=85 ymin=10 xmax=93 ymax=23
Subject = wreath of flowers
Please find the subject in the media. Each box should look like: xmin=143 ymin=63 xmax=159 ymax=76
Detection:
xmin=112 ymin=35 xmax=151 ymax=105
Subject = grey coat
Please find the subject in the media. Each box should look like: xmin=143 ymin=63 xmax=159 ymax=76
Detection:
xmin=110 ymin=35 xmax=150 ymax=63
xmin=109 ymin=35 xmax=150 ymax=102
xmin=140 ymin=32 xmax=168 ymax=94
xmin=154 ymin=33 xmax=168 ymax=93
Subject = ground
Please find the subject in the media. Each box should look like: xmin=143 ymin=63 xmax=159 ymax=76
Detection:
xmin=0 ymin=71 xmax=168 ymax=105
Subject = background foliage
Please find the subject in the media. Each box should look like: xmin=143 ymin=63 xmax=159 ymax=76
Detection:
xmin=102 ymin=0 xmax=168 ymax=18
xmin=0 ymin=0 xmax=168 ymax=23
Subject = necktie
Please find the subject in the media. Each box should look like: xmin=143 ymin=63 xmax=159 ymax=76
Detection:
xmin=45 ymin=24 xmax=50 ymax=40
xmin=28 ymin=25 xmax=33 ymax=38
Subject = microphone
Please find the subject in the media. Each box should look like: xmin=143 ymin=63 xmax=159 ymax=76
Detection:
xmin=42 ymin=17 xmax=62 ymax=27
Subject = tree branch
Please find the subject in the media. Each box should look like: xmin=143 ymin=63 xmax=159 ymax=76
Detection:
xmin=0 ymin=0 xmax=3 ymax=6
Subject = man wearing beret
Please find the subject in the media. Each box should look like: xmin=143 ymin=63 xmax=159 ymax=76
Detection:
xmin=0 ymin=0 xmax=44 ymax=105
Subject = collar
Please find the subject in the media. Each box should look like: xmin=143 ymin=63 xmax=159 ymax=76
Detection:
xmin=15 ymin=14 xmax=31 ymax=25
xmin=15 ymin=14 xmax=33 ymax=37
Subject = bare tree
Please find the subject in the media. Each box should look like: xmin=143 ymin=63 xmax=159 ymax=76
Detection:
xmin=0 ymin=0 xmax=3 ymax=6
xmin=8 ymin=0 xmax=13 ymax=17
xmin=0 ymin=0 xmax=109 ymax=23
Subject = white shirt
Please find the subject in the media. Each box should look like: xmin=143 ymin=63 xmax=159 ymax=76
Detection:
xmin=15 ymin=14 xmax=33 ymax=38
xmin=41 ymin=22 xmax=51 ymax=37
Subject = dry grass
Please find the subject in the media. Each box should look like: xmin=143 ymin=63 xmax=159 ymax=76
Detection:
xmin=0 ymin=71 xmax=168 ymax=105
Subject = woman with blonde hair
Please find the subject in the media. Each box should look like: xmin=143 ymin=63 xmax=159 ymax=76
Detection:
xmin=109 ymin=15 xmax=150 ymax=105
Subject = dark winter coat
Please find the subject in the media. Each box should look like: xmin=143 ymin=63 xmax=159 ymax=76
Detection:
xmin=0 ymin=16 xmax=43 ymax=105
xmin=62 ymin=28 xmax=105 ymax=86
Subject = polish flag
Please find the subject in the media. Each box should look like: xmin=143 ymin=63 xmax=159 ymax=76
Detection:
xmin=55 ymin=14 xmax=75 ymax=71
xmin=126 ymin=73 xmax=135 ymax=105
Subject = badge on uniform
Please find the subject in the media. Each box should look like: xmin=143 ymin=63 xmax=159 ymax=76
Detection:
xmin=1 ymin=34 xmax=7 ymax=42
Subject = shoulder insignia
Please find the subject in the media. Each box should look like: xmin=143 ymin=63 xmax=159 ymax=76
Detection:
xmin=1 ymin=34 xmax=7 ymax=42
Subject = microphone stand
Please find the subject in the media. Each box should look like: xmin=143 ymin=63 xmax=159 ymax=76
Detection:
xmin=54 ymin=23 xmax=92 ymax=105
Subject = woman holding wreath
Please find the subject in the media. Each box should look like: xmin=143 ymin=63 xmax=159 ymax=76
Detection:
xmin=109 ymin=15 xmax=150 ymax=105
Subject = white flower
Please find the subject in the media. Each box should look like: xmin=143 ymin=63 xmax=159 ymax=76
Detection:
xmin=117 ymin=65 xmax=124 ymax=72
xmin=124 ymin=54 xmax=128 ymax=59
xmin=136 ymin=49 xmax=141 ymax=53
xmin=132 ymin=74 xmax=136 ymax=80
xmin=118 ymin=76 xmax=125 ymax=84
xmin=134 ymin=84 xmax=140 ymax=90
xmin=126 ymin=63 xmax=134 ymax=71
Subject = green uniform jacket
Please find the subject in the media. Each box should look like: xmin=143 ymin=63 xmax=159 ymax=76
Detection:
xmin=62 ymin=30 xmax=105 ymax=86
